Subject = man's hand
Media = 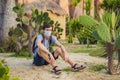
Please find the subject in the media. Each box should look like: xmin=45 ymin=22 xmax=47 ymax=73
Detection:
xmin=55 ymin=41 xmax=69 ymax=61
xmin=37 ymin=40 xmax=51 ymax=54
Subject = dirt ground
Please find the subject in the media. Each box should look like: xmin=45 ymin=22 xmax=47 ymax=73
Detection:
xmin=0 ymin=53 xmax=120 ymax=80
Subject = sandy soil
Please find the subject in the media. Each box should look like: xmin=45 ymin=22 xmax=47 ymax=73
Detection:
xmin=0 ymin=53 xmax=120 ymax=80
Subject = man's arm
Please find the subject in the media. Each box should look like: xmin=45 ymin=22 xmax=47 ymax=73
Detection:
xmin=55 ymin=40 xmax=69 ymax=61
xmin=37 ymin=40 xmax=51 ymax=54
xmin=55 ymin=40 xmax=67 ymax=54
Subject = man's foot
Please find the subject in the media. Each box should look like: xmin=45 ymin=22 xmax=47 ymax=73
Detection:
xmin=71 ymin=63 xmax=86 ymax=72
xmin=53 ymin=66 xmax=62 ymax=75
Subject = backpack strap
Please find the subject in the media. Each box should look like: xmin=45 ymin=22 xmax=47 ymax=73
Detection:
xmin=49 ymin=36 xmax=52 ymax=45
xmin=33 ymin=34 xmax=52 ymax=53
xmin=32 ymin=37 xmax=38 ymax=53
xmin=42 ymin=34 xmax=52 ymax=46
xmin=42 ymin=34 xmax=45 ymax=44
xmin=32 ymin=34 xmax=44 ymax=53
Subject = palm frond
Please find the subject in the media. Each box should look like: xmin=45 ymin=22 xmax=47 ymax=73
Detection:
xmin=79 ymin=15 xmax=99 ymax=28
xmin=97 ymin=22 xmax=111 ymax=42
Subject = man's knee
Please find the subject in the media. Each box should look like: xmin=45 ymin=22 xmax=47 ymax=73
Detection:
xmin=64 ymin=57 xmax=69 ymax=62
xmin=49 ymin=54 xmax=56 ymax=63
xmin=56 ymin=48 xmax=62 ymax=54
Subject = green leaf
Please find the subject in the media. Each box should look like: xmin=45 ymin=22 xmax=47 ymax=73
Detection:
xmin=3 ymin=74 xmax=10 ymax=80
xmin=97 ymin=22 xmax=111 ymax=42
xmin=0 ymin=61 xmax=2 ymax=66
xmin=102 ymin=12 xmax=111 ymax=27
xmin=31 ymin=7 xmax=36 ymax=18
xmin=19 ymin=8 xmax=24 ymax=16
xmin=72 ymin=0 xmax=81 ymax=6
xmin=8 ymin=27 xmax=14 ymax=36
xmin=79 ymin=15 xmax=98 ymax=27
xmin=0 ymin=66 xmax=6 ymax=77
xmin=13 ymin=7 xmax=19 ymax=13
xmin=16 ymin=18 xmax=21 ymax=22
xmin=97 ymin=41 xmax=106 ymax=47
xmin=43 ymin=12 xmax=49 ymax=19
xmin=17 ymin=24 xmax=21 ymax=29
xmin=13 ymin=3 xmax=24 ymax=16
xmin=111 ymin=12 xmax=116 ymax=29
xmin=49 ymin=20 xmax=54 ymax=25
xmin=4 ymin=66 xmax=9 ymax=74
xmin=116 ymin=27 xmax=120 ymax=37
xmin=35 ymin=9 xmax=39 ymax=15
xmin=115 ymin=35 xmax=120 ymax=49
xmin=31 ymin=21 xmax=35 ymax=28
xmin=43 ymin=12 xmax=50 ymax=22
xmin=36 ymin=15 xmax=42 ymax=24
xmin=93 ymin=30 xmax=102 ymax=40
xmin=22 ymin=16 xmax=29 ymax=24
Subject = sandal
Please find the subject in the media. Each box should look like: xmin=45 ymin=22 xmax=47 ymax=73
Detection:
xmin=53 ymin=66 xmax=62 ymax=75
xmin=72 ymin=64 xmax=86 ymax=72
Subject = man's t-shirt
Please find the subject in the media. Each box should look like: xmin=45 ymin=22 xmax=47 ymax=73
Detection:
xmin=34 ymin=34 xmax=57 ymax=55
xmin=33 ymin=34 xmax=57 ymax=66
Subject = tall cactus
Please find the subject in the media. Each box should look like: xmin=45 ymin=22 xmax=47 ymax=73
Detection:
xmin=12 ymin=3 xmax=62 ymax=56
xmin=95 ymin=12 xmax=120 ymax=74
xmin=79 ymin=12 xmax=120 ymax=74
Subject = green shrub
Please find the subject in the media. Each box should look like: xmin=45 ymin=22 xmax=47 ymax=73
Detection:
xmin=67 ymin=33 xmax=73 ymax=43
xmin=89 ymin=64 xmax=107 ymax=72
xmin=0 ymin=47 xmax=5 ymax=53
xmin=10 ymin=50 xmax=30 ymax=58
xmin=77 ymin=27 xmax=96 ymax=44
xmin=0 ymin=60 xmax=19 ymax=80
xmin=101 ymin=0 xmax=120 ymax=12
xmin=0 ymin=32 xmax=18 ymax=53
xmin=63 ymin=67 xmax=71 ymax=74
xmin=68 ymin=17 xmax=97 ymax=44
xmin=4 ymin=37 xmax=17 ymax=52
xmin=68 ymin=48 xmax=92 ymax=53
xmin=89 ymin=48 xmax=106 ymax=57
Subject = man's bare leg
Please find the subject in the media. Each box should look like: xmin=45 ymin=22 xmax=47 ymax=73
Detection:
xmin=38 ymin=49 xmax=57 ymax=67
xmin=38 ymin=49 xmax=62 ymax=74
xmin=53 ymin=48 xmax=86 ymax=71
xmin=53 ymin=48 xmax=74 ymax=67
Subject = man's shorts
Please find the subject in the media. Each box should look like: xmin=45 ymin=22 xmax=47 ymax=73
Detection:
xmin=33 ymin=52 xmax=58 ymax=66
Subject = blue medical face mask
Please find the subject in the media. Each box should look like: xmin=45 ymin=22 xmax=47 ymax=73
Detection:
xmin=44 ymin=30 xmax=52 ymax=37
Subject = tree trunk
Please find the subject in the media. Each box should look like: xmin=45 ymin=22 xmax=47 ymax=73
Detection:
xmin=106 ymin=43 xmax=115 ymax=74
xmin=68 ymin=0 xmax=75 ymax=18
xmin=94 ymin=0 xmax=100 ymax=20
xmin=82 ymin=0 xmax=84 ymax=15
xmin=0 ymin=0 xmax=6 ymax=45
xmin=118 ymin=49 xmax=120 ymax=63
xmin=2 ymin=0 xmax=17 ymax=43
xmin=28 ymin=26 xmax=33 ymax=57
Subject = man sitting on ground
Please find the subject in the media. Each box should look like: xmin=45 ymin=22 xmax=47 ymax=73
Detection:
xmin=33 ymin=23 xmax=86 ymax=75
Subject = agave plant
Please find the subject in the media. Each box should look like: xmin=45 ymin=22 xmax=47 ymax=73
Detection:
xmin=79 ymin=12 xmax=120 ymax=74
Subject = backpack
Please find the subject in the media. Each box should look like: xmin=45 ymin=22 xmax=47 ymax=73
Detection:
xmin=32 ymin=34 xmax=52 ymax=54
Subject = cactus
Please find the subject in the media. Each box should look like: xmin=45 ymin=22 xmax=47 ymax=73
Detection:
xmin=80 ymin=12 xmax=120 ymax=74
xmin=94 ymin=12 xmax=120 ymax=74
xmin=12 ymin=3 xmax=62 ymax=56
xmin=0 ymin=60 xmax=19 ymax=80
